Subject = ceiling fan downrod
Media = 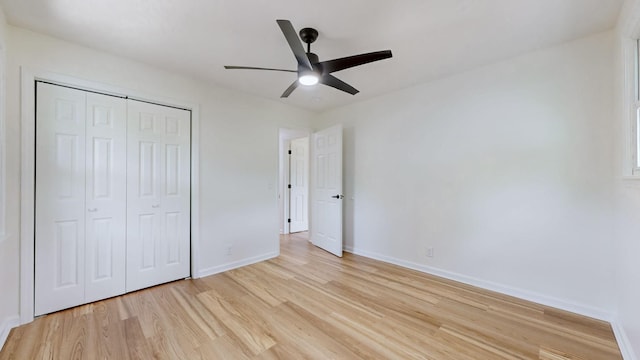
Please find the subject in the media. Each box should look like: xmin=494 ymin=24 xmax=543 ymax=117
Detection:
xmin=299 ymin=27 xmax=318 ymax=54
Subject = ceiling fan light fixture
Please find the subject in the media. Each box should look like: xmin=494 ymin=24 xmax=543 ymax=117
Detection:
xmin=299 ymin=74 xmax=319 ymax=86
xmin=224 ymin=20 xmax=393 ymax=97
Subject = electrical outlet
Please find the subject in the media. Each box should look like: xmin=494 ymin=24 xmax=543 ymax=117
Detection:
xmin=426 ymin=247 xmax=434 ymax=258
xmin=226 ymin=246 xmax=233 ymax=255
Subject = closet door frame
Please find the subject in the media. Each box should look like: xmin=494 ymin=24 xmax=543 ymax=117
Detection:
xmin=19 ymin=69 xmax=201 ymax=324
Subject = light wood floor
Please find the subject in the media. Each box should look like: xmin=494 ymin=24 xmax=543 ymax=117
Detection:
xmin=1 ymin=232 xmax=622 ymax=359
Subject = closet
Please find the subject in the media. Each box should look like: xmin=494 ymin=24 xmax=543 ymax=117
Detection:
xmin=34 ymin=82 xmax=191 ymax=316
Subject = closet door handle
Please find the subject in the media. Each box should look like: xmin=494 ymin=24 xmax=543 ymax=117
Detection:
xmin=88 ymin=208 xmax=98 ymax=212
xmin=152 ymin=204 xmax=160 ymax=208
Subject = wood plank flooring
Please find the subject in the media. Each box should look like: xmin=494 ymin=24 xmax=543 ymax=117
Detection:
xmin=1 ymin=232 xmax=622 ymax=359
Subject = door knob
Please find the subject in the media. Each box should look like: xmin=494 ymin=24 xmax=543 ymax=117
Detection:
xmin=331 ymin=194 xmax=344 ymax=199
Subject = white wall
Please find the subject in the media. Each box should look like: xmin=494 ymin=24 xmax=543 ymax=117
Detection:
xmin=612 ymin=1 xmax=640 ymax=358
xmin=0 ymin=5 xmax=21 ymax=348
xmin=1 ymin=25 xmax=313 ymax=328
xmin=315 ymin=31 xmax=616 ymax=317
xmin=613 ymin=184 xmax=640 ymax=359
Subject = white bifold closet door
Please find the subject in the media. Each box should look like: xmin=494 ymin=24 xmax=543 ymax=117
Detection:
xmin=125 ymin=99 xmax=191 ymax=292
xmin=35 ymin=83 xmax=191 ymax=316
xmin=35 ymin=82 xmax=127 ymax=315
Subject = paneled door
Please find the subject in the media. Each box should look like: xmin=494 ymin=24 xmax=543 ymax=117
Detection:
xmin=311 ymin=124 xmax=343 ymax=257
xmin=84 ymin=93 xmax=127 ymax=303
xmin=289 ymin=137 xmax=309 ymax=233
xmin=126 ymin=100 xmax=191 ymax=292
xmin=35 ymin=82 xmax=127 ymax=316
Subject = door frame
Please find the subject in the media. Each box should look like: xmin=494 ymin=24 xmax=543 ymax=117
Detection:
xmin=278 ymin=128 xmax=310 ymax=235
xmin=19 ymin=67 xmax=201 ymax=324
xmin=282 ymin=139 xmax=291 ymax=234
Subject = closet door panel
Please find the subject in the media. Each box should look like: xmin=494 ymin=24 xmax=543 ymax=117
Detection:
xmin=126 ymin=100 xmax=190 ymax=292
xmin=126 ymin=105 xmax=163 ymax=291
xmin=84 ymin=93 xmax=127 ymax=303
xmin=35 ymin=83 xmax=87 ymax=316
xmin=162 ymin=108 xmax=191 ymax=280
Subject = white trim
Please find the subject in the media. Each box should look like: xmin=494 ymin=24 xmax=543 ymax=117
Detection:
xmin=618 ymin=0 xmax=640 ymax=39
xmin=283 ymin=139 xmax=291 ymax=234
xmin=611 ymin=318 xmax=638 ymax=360
xmin=0 ymin=33 xmax=6 ymax=241
xmin=19 ymin=67 xmax=201 ymax=324
xmin=620 ymin=175 xmax=640 ymax=180
xmin=622 ymin=36 xmax=639 ymax=177
xmin=0 ymin=315 xmax=19 ymax=352
xmin=343 ymin=246 xmax=614 ymax=322
xmin=19 ymin=68 xmax=35 ymax=325
xmin=190 ymin=104 xmax=201 ymax=279
xmin=619 ymin=0 xmax=640 ymax=177
xmin=197 ymin=251 xmax=279 ymax=278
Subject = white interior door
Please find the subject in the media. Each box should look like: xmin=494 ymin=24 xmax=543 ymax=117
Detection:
xmin=126 ymin=100 xmax=191 ymax=292
xmin=289 ymin=137 xmax=309 ymax=233
xmin=84 ymin=92 xmax=127 ymax=303
xmin=35 ymin=83 xmax=127 ymax=315
xmin=311 ymin=125 xmax=343 ymax=257
xmin=35 ymin=83 xmax=87 ymax=316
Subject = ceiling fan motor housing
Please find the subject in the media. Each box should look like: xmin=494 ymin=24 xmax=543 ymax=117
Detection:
xmin=299 ymin=27 xmax=319 ymax=44
xmin=306 ymin=52 xmax=320 ymax=64
xmin=299 ymin=52 xmax=322 ymax=76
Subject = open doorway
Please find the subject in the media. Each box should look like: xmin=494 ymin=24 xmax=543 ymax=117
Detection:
xmin=279 ymin=129 xmax=310 ymax=235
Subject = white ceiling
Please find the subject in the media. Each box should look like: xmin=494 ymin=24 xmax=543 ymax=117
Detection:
xmin=0 ymin=0 xmax=624 ymax=112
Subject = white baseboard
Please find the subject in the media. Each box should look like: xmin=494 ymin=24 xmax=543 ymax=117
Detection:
xmin=343 ymin=246 xmax=613 ymax=322
xmin=196 ymin=251 xmax=279 ymax=278
xmin=611 ymin=318 xmax=638 ymax=360
xmin=0 ymin=315 xmax=19 ymax=352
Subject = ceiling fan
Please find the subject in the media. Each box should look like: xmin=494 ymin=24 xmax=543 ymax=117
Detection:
xmin=224 ymin=19 xmax=393 ymax=98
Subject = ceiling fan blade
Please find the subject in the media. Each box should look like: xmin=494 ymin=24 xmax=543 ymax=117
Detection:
xmin=320 ymin=74 xmax=359 ymax=95
xmin=276 ymin=19 xmax=313 ymax=71
xmin=319 ymin=50 xmax=392 ymax=74
xmin=224 ymin=66 xmax=296 ymax=73
xmin=281 ymin=80 xmax=299 ymax=98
